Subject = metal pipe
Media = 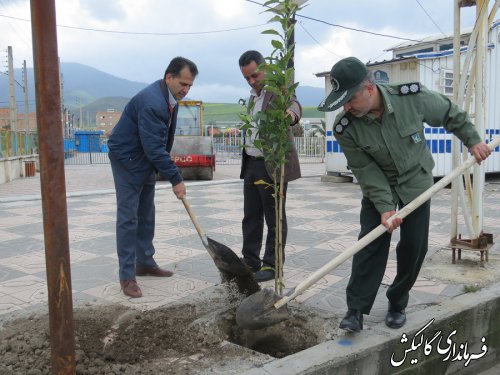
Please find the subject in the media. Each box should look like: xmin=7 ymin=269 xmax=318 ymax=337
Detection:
xmin=472 ymin=0 xmax=487 ymax=234
xmin=450 ymin=0 xmax=462 ymax=240
xmin=30 ymin=1 xmax=76 ymax=374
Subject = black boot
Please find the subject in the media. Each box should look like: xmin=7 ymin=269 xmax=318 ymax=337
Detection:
xmin=385 ymin=303 xmax=406 ymax=329
xmin=339 ymin=309 xmax=363 ymax=332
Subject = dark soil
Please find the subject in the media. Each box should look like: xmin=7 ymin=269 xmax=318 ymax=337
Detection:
xmin=0 ymin=297 xmax=336 ymax=375
xmin=0 ymin=304 xmax=244 ymax=375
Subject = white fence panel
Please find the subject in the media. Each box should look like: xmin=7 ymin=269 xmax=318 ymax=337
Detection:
xmin=212 ymin=135 xmax=325 ymax=165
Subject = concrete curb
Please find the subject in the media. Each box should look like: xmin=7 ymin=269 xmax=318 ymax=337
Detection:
xmin=239 ymin=281 xmax=500 ymax=375
xmin=0 ymin=175 xmax=323 ymax=203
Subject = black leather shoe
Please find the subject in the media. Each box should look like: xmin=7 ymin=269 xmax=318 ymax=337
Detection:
xmin=254 ymin=267 xmax=275 ymax=282
xmin=339 ymin=309 xmax=363 ymax=332
xmin=385 ymin=304 xmax=406 ymax=329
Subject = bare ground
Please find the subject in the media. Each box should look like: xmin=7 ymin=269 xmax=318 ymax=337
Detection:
xmin=0 ymin=285 xmax=338 ymax=375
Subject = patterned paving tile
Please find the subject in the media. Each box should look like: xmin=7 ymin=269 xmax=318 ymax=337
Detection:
xmin=68 ymin=214 xmax=115 ymax=226
xmin=2 ymin=249 xmax=98 ymax=275
xmin=0 ymin=266 xmax=26 ymax=282
xmin=209 ymin=223 xmax=242 ymax=236
xmin=0 ymin=275 xmax=48 ymax=305
xmin=315 ymin=235 xmax=360 ymax=252
xmin=293 ymin=219 xmax=358 ymax=235
xmin=284 ymin=270 xmax=343 ymax=304
xmin=0 ymin=230 xmax=24 ymax=242
xmin=287 ymin=208 xmax=334 ymax=220
xmin=205 ymin=210 xmax=242 ymax=220
xmin=153 ymin=224 xmax=198 ymax=241
xmin=3 ymin=204 xmax=44 ymax=216
xmin=68 ymin=227 xmax=114 ymax=242
xmin=0 ymin=293 xmax=27 ymax=317
xmin=82 ymin=275 xmax=215 ymax=310
xmin=150 ymin=244 xmax=205 ymax=263
xmin=0 ymin=215 xmax=43 ymax=229
xmin=72 ymin=203 xmax=119 ymax=214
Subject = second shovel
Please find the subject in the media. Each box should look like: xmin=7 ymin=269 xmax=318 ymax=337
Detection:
xmin=181 ymin=196 xmax=260 ymax=295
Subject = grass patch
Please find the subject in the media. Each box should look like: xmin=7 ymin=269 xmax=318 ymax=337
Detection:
xmin=203 ymin=103 xmax=324 ymax=124
xmin=463 ymin=284 xmax=482 ymax=293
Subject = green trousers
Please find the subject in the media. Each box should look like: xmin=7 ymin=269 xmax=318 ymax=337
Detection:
xmin=346 ymin=196 xmax=431 ymax=314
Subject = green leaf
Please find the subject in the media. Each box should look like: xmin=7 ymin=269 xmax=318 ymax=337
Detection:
xmin=261 ymin=29 xmax=281 ymax=36
xmin=267 ymin=15 xmax=282 ymax=23
xmin=264 ymin=0 xmax=279 ymax=6
xmin=271 ymin=40 xmax=284 ymax=50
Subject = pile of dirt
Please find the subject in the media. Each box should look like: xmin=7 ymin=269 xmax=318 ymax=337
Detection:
xmin=0 ymin=304 xmax=243 ymax=375
xmin=0 ymin=293 xmax=337 ymax=375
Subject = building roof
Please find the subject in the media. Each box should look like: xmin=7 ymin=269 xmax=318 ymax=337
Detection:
xmin=387 ymin=27 xmax=473 ymax=52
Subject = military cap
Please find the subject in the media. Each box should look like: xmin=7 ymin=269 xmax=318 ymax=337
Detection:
xmin=317 ymin=57 xmax=368 ymax=112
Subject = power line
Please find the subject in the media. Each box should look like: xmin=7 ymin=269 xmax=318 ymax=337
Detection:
xmin=245 ymin=0 xmax=423 ymax=43
xmin=415 ymin=0 xmax=446 ymax=36
xmin=297 ymin=21 xmax=343 ymax=58
xmin=0 ymin=70 xmax=24 ymax=88
xmin=0 ymin=0 xmax=32 ymax=46
xmin=0 ymin=14 xmax=267 ymax=36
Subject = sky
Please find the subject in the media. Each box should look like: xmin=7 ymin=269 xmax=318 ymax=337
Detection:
xmin=0 ymin=0 xmax=483 ymax=103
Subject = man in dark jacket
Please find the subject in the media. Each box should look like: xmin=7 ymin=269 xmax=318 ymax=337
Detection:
xmin=108 ymin=57 xmax=198 ymax=298
xmin=239 ymin=50 xmax=302 ymax=282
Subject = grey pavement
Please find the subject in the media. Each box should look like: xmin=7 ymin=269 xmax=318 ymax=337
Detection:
xmin=0 ymin=162 xmax=499 ymax=373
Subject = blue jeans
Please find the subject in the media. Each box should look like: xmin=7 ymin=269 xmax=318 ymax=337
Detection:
xmin=109 ymin=155 xmax=158 ymax=280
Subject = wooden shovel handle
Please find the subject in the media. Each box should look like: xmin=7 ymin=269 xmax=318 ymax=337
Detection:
xmin=181 ymin=196 xmax=206 ymax=239
xmin=274 ymin=137 xmax=500 ymax=309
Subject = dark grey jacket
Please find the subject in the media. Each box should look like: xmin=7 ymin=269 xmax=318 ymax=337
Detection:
xmin=108 ymin=79 xmax=182 ymax=186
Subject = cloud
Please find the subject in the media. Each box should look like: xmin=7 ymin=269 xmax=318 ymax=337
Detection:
xmin=78 ymin=0 xmax=126 ymax=22
xmin=212 ymin=0 xmax=246 ymax=20
xmin=0 ymin=0 xmax=480 ymax=103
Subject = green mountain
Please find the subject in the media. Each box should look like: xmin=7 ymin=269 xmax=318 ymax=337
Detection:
xmin=1 ymin=62 xmax=325 ymax=123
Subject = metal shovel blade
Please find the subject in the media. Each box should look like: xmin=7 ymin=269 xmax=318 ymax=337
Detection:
xmin=181 ymin=196 xmax=259 ymax=294
xmin=235 ymin=288 xmax=290 ymax=330
xmin=207 ymin=237 xmax=253 ymax=276
xmin=206 ymin=237 xmax=260 ymax=295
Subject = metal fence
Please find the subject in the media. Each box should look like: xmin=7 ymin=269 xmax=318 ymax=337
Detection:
xmin=214 ymin=135 xmax=325 ymax=165
xmin=63 ymin=135 xmax=110 ymax=165
xmin=62 ymin=135 xmax=325 ymax=166
xmin=0 ymin=130 xmax=38 ymax=158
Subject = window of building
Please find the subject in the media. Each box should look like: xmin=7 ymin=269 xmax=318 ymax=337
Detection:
xmin=441 ymin=70 xmax=454 ymax=96
xmin=440 ymin=69 xmax=471 ymax=98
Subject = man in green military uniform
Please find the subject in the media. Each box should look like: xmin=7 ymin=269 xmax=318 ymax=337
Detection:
xmin=318 ymin=57 xmax=491 ymax=332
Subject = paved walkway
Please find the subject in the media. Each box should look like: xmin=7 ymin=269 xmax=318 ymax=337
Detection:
xmin=1 ymin=162 xmax=499 ymax=330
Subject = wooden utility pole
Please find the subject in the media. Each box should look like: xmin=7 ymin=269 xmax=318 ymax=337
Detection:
xmin=8 ymin=46 xmax=18 ymax=155
xmin=30 ymin=1 xmax=76 ymax=374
